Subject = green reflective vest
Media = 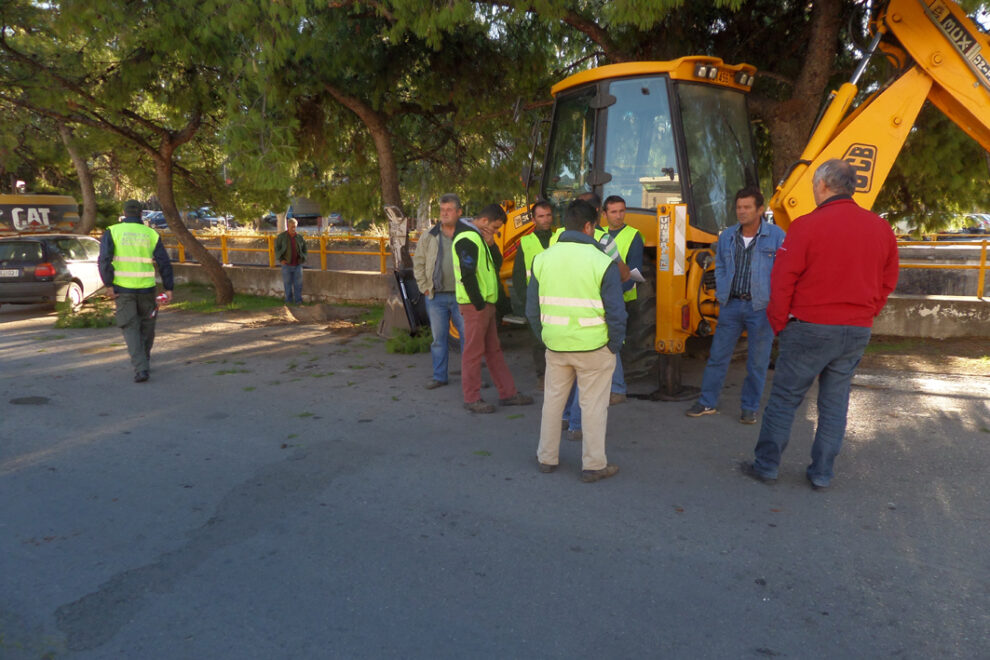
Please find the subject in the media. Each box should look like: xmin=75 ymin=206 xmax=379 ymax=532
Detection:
xmin=452 ymin=230 xmax=498 ymax=305
xmin=521 ymin=228 xmax=564 ymax=283
xmin=532 ymin=241 xmax=613 ymax=352
xmin=108 ymin=222 xmax=159 ymax=289
xmin=609 ymin=224 xmax=641 ymax=302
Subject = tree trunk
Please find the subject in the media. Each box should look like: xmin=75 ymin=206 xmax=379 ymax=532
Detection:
xmin=154 ymin=157 xmax=234 ymax=304
xmin=56 ymin=122 xmax=98 ymax=234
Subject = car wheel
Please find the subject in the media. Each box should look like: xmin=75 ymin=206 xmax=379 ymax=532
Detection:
xmin=65 ymin=282 xmax=84 ymax=312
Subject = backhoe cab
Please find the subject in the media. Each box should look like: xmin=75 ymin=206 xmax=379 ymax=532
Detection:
xmin=497 ymin=56 xmax=759 ymax=398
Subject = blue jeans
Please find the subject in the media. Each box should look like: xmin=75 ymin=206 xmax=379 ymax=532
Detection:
xmin=698 ymin=298 xmax=774 ymax=412
xmin=753 ymin=321 xmax=872 ymax=486
xmin=425 ymin=292 xmax=464 ymax=383
xmin=281 ymin=264 xmax=303 ymax=303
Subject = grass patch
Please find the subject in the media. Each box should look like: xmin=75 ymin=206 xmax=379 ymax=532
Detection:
xmin=296 ymin=411 xmax=314 ymax=418
xmin=243 ymin=386 xmax=256 ymax=391
xmin=864 ymin=338 xmax=921 ymax=354
xmin=166 ymin=283 xmax=286 ymax=313
xmin=386 ymin=327 xmax=432 ymax=354
xmin=356 ymin=304 xmax=384 ymax=328
xmin=473 ymin=450 xmax=492 ymax=457
xmin=54 ymin=298 xmax=115 ymax=329
xmin=215 ymin=368 xmax=251 ymax=375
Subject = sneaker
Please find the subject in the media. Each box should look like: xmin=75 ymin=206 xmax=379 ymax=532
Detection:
xmin=499 ymin=393 xmax=534 ymax=406
xmin=463 ymin=400 xmax=495 ymax=414
xmin=538 ymin=462 xmax=557 ymax=473
xmin=567 ymin=429 xmax=583 ymax=442
xmin=740 ymin=410 xmax=757 ymax=424
xmin=581 ymin=464 xmax=619 ymax=483
xmin=609 ymin=393 xmax=627 ymax=406
xmin=685 ymin=402 xmax=717 ymax=417
xmin=424 ymin=379 xmax=448 ymax=390
xmin=738 ymin=460 xmax=777 ymax=485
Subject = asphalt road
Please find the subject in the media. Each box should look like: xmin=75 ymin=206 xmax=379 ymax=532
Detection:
xmin=2 ymin=303 xmax=988 ymax=659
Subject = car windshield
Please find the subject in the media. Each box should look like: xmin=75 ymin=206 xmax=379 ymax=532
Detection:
xmin=0 ymin=242 xmax=43 ymax=262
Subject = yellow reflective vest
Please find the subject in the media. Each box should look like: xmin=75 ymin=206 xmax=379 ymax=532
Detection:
xmin=452 ymin=230 xmax=498 ymax=305
xmin=521 ymin=228 xmax=565 ymax=283
xmin=606 ymin=224 xmax=640 ymax=302
xmin=532 ymin=241 xmax=613 ymax=351
xmin=108 ymin=222 xmax=159 ymax=289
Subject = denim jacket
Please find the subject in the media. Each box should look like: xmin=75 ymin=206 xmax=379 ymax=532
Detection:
xmin=714 ymin=219 xmax=785 ymax=311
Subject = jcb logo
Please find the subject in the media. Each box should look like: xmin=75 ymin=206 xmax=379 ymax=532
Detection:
xmin=842 ymin=144 xmax=876 ymax=193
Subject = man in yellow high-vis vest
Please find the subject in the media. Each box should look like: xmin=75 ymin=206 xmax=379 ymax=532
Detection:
xmin=526 ymin=199 xmax=626 ymax=483
xmin=98 ymin=200 xmax=173 ymax=382
xmin=453 ymin=203 xmax=534 ymax=414
xmin=601 ymin=195 xmax=643 ymax=405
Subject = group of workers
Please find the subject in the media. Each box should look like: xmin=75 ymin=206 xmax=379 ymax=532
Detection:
xmin=414 ymin=159 xmax=899 ymax=487
xmin=100 ymin=158 xmax=898 ymax=489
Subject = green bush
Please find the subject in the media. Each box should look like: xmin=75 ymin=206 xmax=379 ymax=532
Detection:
xmin=385 ymin=327 xmax=432 ymax=354
xmin=54 ymin=298 xmax=115 ymax=328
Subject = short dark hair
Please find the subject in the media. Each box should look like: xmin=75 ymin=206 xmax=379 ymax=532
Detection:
xmin=577 ymin=191 xmax=601 ymax=212
xmin=439 ymin=193 xmax=462 ymax=210
xmin=813 ymin=159 xmax=856 ymax=196
xmin=563 ymin=199 xmax=596 ymax=231
xmin=603 ymin=195 xmax=626 ymax=212
xmin=734 ymin=187 xmax=764 ymax=208
xmin=532 ymin=200 xmax=552 ymax=215
xmin=476 ymin=203 xmax=507 ymax=224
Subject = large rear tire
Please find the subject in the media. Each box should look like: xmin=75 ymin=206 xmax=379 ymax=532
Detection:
xmin=621 ymin=257 xmax=658 ymax=382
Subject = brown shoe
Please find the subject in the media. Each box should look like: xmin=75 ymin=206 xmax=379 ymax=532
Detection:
xmin=538 ymin=462 xmax=557 ymax=473
xmin=499 ymin=393 xmax=534 ymax=406
xmin=581 ymin=464 xmax=619 ymax=483
xmin=463 ymin=400 xmax=495 ymax=414
xmin=424 ymin=379 xmax=448 ymax=390
xmin=567 ymin=429 xmax=583 ymax=442
xmin=609 ymin=393 xmax=627 ymax=406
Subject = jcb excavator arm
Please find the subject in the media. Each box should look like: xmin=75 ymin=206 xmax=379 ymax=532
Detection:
xmin=770 ymin=0 xmax=990 ymax=228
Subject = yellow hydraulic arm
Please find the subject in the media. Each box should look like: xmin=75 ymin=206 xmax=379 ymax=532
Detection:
xmin=770 ymin=0 xmax=990 ymax=228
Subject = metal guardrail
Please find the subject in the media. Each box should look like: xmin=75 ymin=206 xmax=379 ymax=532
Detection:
xmin=897 ymin=238 xmax=988 ymax=299
xmin=158 ymin=232 xmax=401 ymax=274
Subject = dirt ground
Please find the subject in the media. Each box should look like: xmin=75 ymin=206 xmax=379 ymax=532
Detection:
xmin=859 ymin=335 xmax=989 ymax=376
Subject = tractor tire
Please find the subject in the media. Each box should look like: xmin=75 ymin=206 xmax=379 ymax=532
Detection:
xmin=620 ymin=257 xmax=658 ymax=383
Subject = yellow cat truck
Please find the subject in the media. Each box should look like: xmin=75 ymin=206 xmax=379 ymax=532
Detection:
xmin=0 ymin=194 xmax=81 ymax=235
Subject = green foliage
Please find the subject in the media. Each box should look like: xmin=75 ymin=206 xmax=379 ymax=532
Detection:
xmin=53 ymin=298 xmax=115 ymax=328
xmin=385 ymin=327 xmax=432 ymax=354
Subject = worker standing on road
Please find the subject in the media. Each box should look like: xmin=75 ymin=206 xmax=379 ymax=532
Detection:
xmin=600 ymin=195 xmax=643 ymax=406
xmin=453 ymin=203 xmax=534 ymax=414
xmin=510 ymin=200 xmax=560 ymax=390
xmin=686 ymin=187 xmax=785 ymax=424
xmin=275 ymin=218 xmax=307 ymax=305
xmin=98 ymin=200 xmax=173 ymax=383
xmin=412 ymin=193 xmax=470 ymax=390
xmin=740 ymin=159 xmax=899 ymax=490
xmin=527 ymin=199 xmax=626 ymax=483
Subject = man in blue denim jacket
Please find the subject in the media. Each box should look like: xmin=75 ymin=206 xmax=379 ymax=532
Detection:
xmin=687 ymin=187 xmax=785 ymax=424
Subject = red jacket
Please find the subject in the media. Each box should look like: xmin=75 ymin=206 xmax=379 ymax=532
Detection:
xmin=767 ymin=196 xmax=899 ymax=334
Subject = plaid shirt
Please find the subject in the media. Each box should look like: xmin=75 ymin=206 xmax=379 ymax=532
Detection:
xmin=729 ymin=232 xmax=756 ymax=298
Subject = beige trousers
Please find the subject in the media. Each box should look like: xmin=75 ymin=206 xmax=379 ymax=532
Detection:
xmin=537 ymin=346 xmax=615 ymax=471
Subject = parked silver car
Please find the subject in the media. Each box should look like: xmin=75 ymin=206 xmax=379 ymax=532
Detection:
xmin=0 ymin=234 xmax=105 ymax=310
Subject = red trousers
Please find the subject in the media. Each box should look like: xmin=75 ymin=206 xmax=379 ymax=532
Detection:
xmin=459 ymin=303 xmax=518 ymax=403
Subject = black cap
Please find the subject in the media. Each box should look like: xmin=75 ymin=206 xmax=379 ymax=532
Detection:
xmin=123 ymin=199 xmax=143 ymax=215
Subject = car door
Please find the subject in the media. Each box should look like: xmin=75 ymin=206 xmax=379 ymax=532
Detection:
xmin=56 ymin=237 xmax=103 ymax=298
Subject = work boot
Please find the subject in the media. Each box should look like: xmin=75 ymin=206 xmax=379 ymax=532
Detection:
xmin=464 ymin=400 xmax=496 ymax=414
xmin=740 ymin=410 xmax=758 ymax=424
xmin=499 ymin=393 xmax=534 ymax=406
xmin=134 ymin=371 xmax=149 ymax=383
xmin=424 ymin=379 xmax=448 ymax=390
xmin=567 ymin=429 xmax=583 ymax=442
xmin=581 ymin=464 xmax=619 ymax=483
xmin=538 ymin=462 xmax=557 ymax=473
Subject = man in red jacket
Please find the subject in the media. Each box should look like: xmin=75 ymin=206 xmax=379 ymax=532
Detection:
xmin=740 ymin=159 xmax=899 ymax=490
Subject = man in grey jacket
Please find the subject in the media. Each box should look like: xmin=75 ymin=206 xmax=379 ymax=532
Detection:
xmin=413 ymin=193 xmax=470 ymax=389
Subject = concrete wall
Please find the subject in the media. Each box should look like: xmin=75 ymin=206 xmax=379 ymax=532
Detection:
xmin=874 ymin=295 xmax=990 ymax=339
xmin=896 ymin=244 xmax=987 ymax=296
xmin=172 ymin=264 xmax=390 ymax=304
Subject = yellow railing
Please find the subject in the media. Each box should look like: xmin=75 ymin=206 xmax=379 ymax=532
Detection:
xmin=158 ymin=232 xmax=408 ymax=274
xmin=897 ymin=238 xmax=988 ymax=299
